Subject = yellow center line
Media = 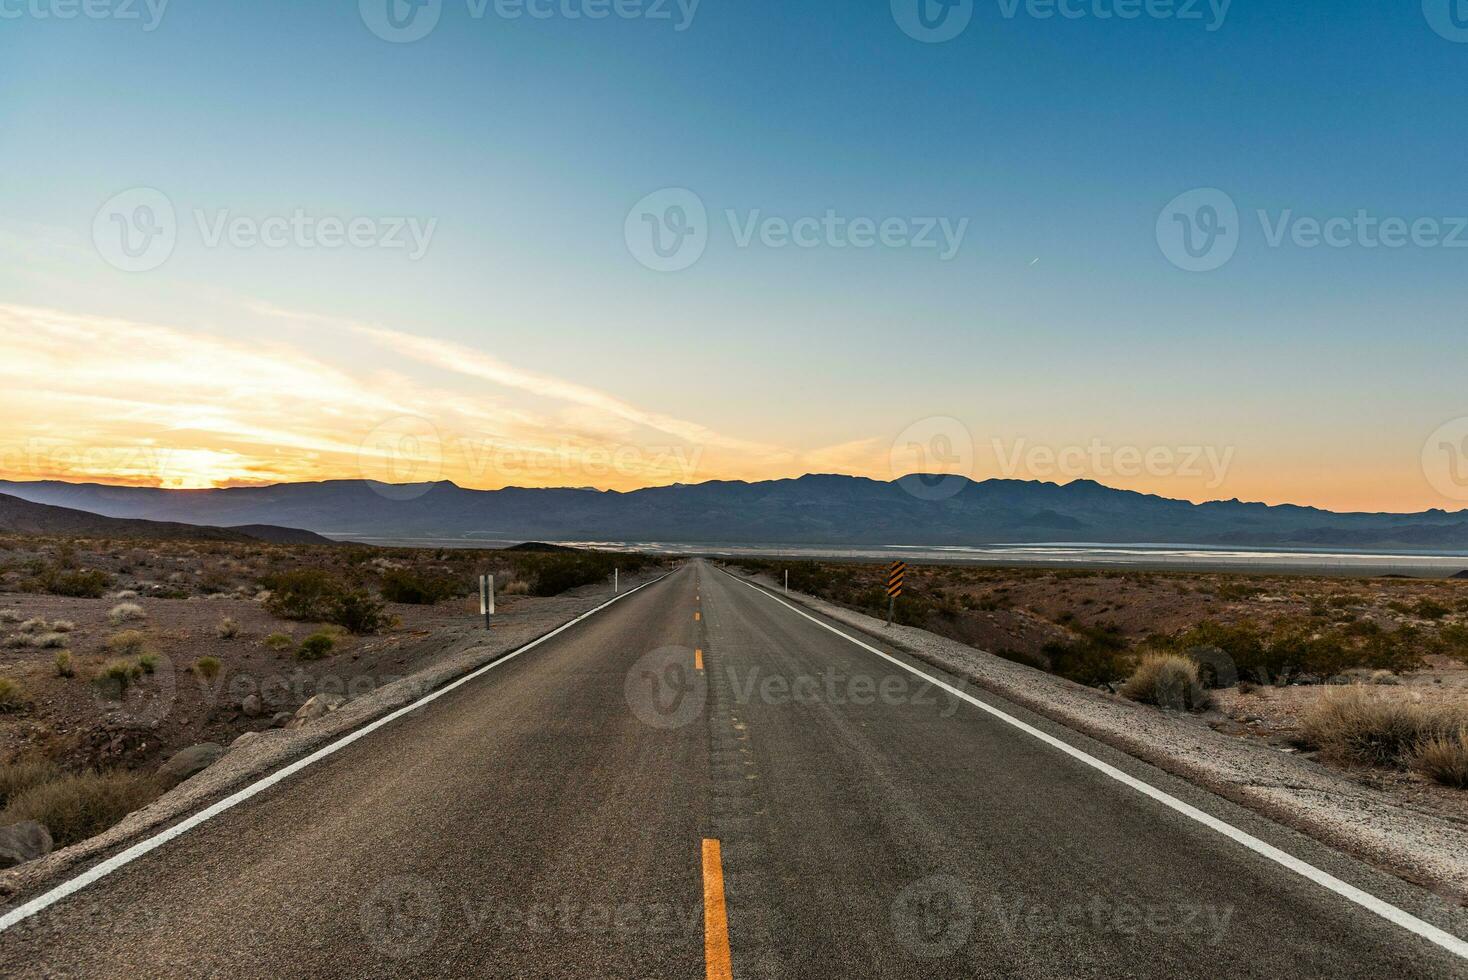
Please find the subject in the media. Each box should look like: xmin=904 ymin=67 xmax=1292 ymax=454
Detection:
xmin=695 ymin=648 xmax=704 ymax=671
xmin=702 ymin=839 xmax=733 ymax=980
xmin=695 ymin=611 xmax=701 ymax=621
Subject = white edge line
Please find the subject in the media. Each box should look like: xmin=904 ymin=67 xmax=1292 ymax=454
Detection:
xmin=721 ymin=567 xmax=1468 ymax=961
xmin=0 ymin=571 xmax=674 ymax=933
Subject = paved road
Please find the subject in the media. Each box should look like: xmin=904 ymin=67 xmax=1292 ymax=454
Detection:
xmin=0 ymin=560 xmax=1464 ymax=978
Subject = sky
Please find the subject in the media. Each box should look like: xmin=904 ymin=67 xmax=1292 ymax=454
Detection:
xmin=2 ymin=0 xmax=1466 ymax=514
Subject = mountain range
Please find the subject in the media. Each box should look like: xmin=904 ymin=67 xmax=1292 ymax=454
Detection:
xmin=1 ymin=476 xmax=1466 ymax=551
xmin=0 ymin=492 xmax=330 ymax=545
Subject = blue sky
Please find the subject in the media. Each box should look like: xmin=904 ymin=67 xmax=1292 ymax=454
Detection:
xmin=1 ymin=1 xmax=1465 ymax=510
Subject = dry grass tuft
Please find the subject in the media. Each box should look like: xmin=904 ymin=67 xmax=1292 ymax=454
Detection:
xmin=501 ymin=579 xmax=531 ymax=596
xmin=107 ymin=602 xmax=146 ymax=625
xmin=1120 ymin=653 xmax=1211 ymax=711
xmin=216 ymin=617 xmax=240 ymax=640
xmin=0 ymin=769 xmax=162 ymax=847
xmin=1411 ymin=730 xmax=1468 ymax=789
xmin=105 ymin=630 xmax=148 ymax=657
xmin=1300 ymin=687 xmax=1468 ymax=769
xmin=0 ymin=677 xmax=26 ymax=712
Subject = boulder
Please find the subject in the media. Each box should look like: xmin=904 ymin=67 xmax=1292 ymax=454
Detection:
xmin=240 ymin=694 xmax=263 ymax=718
xmin=230 ymin=731 xmax=261 ymax=750
xmin=0 ymin=821 xmax=52 ymax=869
xmin=269 ymin=711 xmax=294 ymax=729
xmin=157 ymin=743 xmax=225 ymax=787
xmin=287 ymin=694 xmax=347 ymax=730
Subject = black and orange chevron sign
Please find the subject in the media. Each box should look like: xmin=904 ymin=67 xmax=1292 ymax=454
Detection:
xmin=886 ymin=561 xmax=907 ymax=598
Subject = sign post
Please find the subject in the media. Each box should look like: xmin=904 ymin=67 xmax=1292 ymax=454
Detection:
xmin=886 ymin=561 xmax=906 ymax=626
xmin=784 ymin=569 xmax=789 ymax=595
xmin=479 ymin=574 xmax=494 ymax=630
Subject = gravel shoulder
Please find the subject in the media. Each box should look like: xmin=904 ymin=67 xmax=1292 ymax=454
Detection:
xmin=726 ymin=567 xmax=1468 ymax=906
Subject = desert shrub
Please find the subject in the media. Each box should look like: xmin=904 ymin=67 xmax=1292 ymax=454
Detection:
xmin=54 ymin=650 xmax=74 ymax=678
xmin=45 ymin=569 xmax=110 ymax=599
xmin=328 ymin=590 xmax=392 ymax=634
xmin=17 ymin=618 xmax=47 ymax=634
xmin=1299 ymin=687 xmax=1468 ymax=768
xmin=1411 ymin=730 xmax=1468 ymax=789
xmin=105 ymin=630 xmax=148 ymax=657
xmin=136 ymin=653 xmax=159 ymax=675
xmin=1414 ymin=599 xmax=1452 ymax=620
xmin=0 ymin=677 xmax=25 ymax=712
xmin=262 ymin=569 xmax=345 ymax=622
xmin=0 ymin=610 xmax=21 ymax=624
xmin=0 ymin=757 xmax=58 ymax=808
xmin=108 ymin=602 xmax=146 ymax=625
xmin=49 ymin=620 xmax=75 ymax=633
xmin=31 ymin=632 xmax=68 ymax=650
xmin=1121 ymin=654 xmax=1210 ymax=711
xmin=94 ymin=660 xmax=139 ymax=699
xmin=1042 ymin=623 xmax=1130 ymax=687
xmin=296 ymin=631 xmax=335 ymax=661
xmin=379 ymin=569 xmax=461 ymax=605
xmin=216 ymin=617 xmax=240 ymax=640
xmin=263 ymin=632 xmax=294 ymax=652
xmin=501 ymin=579 xmax=530 ymax=596
xmin=1 ymin=769 xmax=162 ymax=847
xmin=517 ymin=552 xmax=651 ymax=598
xmin=193 ymin=656 xmax=221 ymax=680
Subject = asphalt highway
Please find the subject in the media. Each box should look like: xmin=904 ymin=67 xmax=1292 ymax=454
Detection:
xmin=0 ymin=560 xmax=1463 ymax=978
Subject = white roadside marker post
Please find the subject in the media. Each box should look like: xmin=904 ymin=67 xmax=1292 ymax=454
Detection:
xmin=479 ymin=574 xmax=494 ymax=629
xmin=784 ymin=569 xmax=789 ymax=595
xmin=614 ymin=567 xmax=620 ymax=594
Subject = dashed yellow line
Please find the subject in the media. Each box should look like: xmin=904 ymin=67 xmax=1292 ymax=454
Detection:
xmin=695 ymin=611 xmax=701 ymax=621
xmin=695 ymin=648 xmax=704 ymax=671
xmin=702 ymin=839 xmax=733 ymax=980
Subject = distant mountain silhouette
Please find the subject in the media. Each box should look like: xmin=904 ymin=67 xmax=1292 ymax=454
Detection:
xmin=0 ymin=476 xmax=1465 ymax=550
xmin=0 ymin=492 xmax=331 ymax=545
